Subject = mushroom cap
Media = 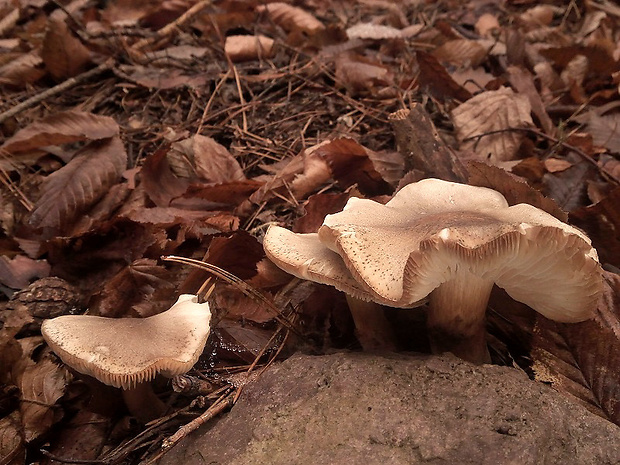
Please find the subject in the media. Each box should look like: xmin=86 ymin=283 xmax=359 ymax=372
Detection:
xmin=264 ymin=179 xmax=602 ymax=322
xmin=41 ymin=294 xmax=211 ymax=389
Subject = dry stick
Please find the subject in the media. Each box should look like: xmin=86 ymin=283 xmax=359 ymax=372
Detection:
xmin=131 ymin=0 xmax=213 ymax=51
xmin=463 ymin=127 xmax=620 ymax=186
xmin=0 ymin=58 xmax=115 ymax=125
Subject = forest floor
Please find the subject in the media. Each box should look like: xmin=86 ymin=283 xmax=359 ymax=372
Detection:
xmin=0 ymin=0 xmax=619 ymax=463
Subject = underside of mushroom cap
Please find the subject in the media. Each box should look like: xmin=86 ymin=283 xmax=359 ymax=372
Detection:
xmin=41 ymin=294 xmax=212 ymax=389
xmin=264 ymin=179 xmax=602 ymax=322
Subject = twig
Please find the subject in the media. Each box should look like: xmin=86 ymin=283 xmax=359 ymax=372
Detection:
xmin=158 ymin=390 xmax=235 ymax=454
xmin=0 ymin=58 xmax=115 ymax=124
xmin=131 ymin=0 xmax=213 ymax=51
xmin=463 ymin=127 xmax=620 ymax=186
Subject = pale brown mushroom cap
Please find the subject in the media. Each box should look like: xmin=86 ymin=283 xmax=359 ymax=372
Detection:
xmin=264 ymin=179 xmax=602 ymax=322
xmin=41 ymin=294 xmax=211 ymax=389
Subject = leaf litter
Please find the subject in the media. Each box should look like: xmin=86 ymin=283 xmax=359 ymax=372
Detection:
xmin=0 ymin=0 xmax=619 ymax=463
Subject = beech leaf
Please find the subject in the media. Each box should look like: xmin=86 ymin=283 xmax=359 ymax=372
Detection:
xmin=452 ymin=87 xmax=534 ymax=163
xmin=1 ymin=111 xmax=119 ymax=154
xmin=256 ymin=2 xmax=324 ymax=34
xmin=0 ymin=411 xmax=24 ymax=465
xmin=28 ymin=136 xmax=127 ymax=232
xmin=41 ymin=15 xmax=91 ymax=80
xmin=17 ymin=351 xmax=72 ymax=442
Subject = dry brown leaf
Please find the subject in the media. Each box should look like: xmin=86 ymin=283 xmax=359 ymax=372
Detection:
xmin=28 ymin=136 xmax=127 ymax=232
xmin=544 ymin=158 xmax=572 ymax=173
xmin=507 ymin=66 xmax=554 ymax=135
xmin=141 ymin=146 xmax=191 ymax=207
xmin=118 ymin=64 xmax=208 ymax=90
xmin=467 ymin=161 xmax=568 ymax=221
xmin=0 ymin=411 xmax=24 ymax=465
xmin=585 ymin=112 xmax=620 ymax=154
xmin=225 ymin=35 xmax=275 ymax=62
xmin=41 ymin=15 xmax=91 ymax=80
xmin=1 ymin=111 xmax=119 ymax=154
xmin=571 ymin=187 xmax=620 ymax=268
xmin=0 ymin=255 xmax=50 ymax=290
xmin=432 ymin=39 xmax=487 ymax=67
xmin=168 ymin=135 xmax=245 ymax=183
xmin=256 ymin=2 xmax=324 ymax=34
xmin=520 ymin=5 xmax=556 ymax=27
xmin=416 ymin=51 xmax=472 ymax=102
xmin=452 ymin=87 xmax=533 ymax=163
xmin=0 ymin=52 xmax=45 ymax=87
xmin=346 ymin=23 xmax=403 ymax=40
xmin=533 ymin=271 xmax=620 ymax=425
xmin=313 ymin=138 xmax=392 ymax=196
xmin=14 ymin=344 xmax=72 ymax=443
xmin=335 ymin=54 xmax=392 ymax=95
xmin=88 ymin=258 xmax=174 ymax=318
xmin=450 ymin=67 xmax=494 ymax=93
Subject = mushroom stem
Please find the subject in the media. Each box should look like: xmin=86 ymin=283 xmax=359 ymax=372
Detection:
xmin=345 ymin=295 xmax=397 ymax=351
xmin=427 ymin=271 xmax=494 ymax=364
xmin=122 ymin=382 xmax=167 ymax=423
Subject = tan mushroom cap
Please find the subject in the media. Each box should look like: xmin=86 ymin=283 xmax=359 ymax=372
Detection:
xmin=264 ymin=179 xmax=602 ymax=322
xmin=41 ymin=294 xmax=211 ymax=389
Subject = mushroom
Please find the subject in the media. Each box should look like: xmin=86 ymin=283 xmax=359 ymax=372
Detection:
xmin=41 ymin=294 xmax=211 ymax=422
xmin=263 ymin=178 xmax=602 ymax=363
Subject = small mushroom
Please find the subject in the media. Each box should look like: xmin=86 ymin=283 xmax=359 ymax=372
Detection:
xmin=263 ymin=178 xmax=602 ymax=363
xmin=41 ymin=294 xmax=211 ymax=421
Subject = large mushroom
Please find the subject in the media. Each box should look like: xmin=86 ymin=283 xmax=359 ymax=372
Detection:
xmin=42 ymin=294 xmax=211 ymax=421
xmin=263 ymin=178 xmax=602 ymax=363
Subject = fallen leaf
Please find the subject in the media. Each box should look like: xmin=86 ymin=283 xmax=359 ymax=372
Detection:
xmin=28 ymin=137 xmax=127 ymax=233
xmin=0 ymin=255 xmax=50 ymax=289
xmin=168 ymin=135 xmax=245 ymax=183
xmin=585 ymin=112 xmax=620 ymax=154
xmin=313 ymin=138 xmax=392 ymax=196
xmin=346 ymin=23 xmax=403 ymax=40
xmin=416 ymin=51 xmax=472 ymax=102
xmin=1 ymin=111 xmax=119 ymax=154
xmin=0 ymin=411 xmax=24 ymax=465
xmin=42 ymin=411 xmax=110 ymax=463
xmin=294 ymin=192 xmax=350 ymax=233
xmin=467 ymin=161 xmax=568 ymax=221
xmin=141 ymin=146 xmax=191 ymax=207
xmin=41 ymin=15 xmax=91 ymax=80
xmin=0 ymin=52 xmax=45 ymax=87
xmin=118 ymin=65 xmax=208 ymax=90
xmin=544 ymin=158 xmax=572 ymax=173
xmin=571 ymin=187 xmax=620 ymax=268
xmin=533 ymin=271 xmax=620 ymax=425
xmin=452 ymin=87 xmax=534 ymax=163
xmin=16 ymin=347 xmax=72 ymax=442
xmin=88 ymin=258 xmax=174 ymax=318
xmin=256 ymin=2 xmax=324 ymax=34
xmin=507 ymin=66 xmax=554 ymax=135
xmin=335 ymin=54 xmax=393 ymax=95
xmin=432 ymin=39 xmax=487 ymax=67
xmin=225 ymin=35 xmax=275 ymax=62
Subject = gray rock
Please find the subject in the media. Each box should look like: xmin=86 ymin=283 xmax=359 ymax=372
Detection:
xmin=161 ymin=352 xmax=620 ymax=465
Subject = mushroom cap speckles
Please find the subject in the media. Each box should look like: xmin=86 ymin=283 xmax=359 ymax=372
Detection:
xmin=263 ymin=179 xmax=602 ymax=321
xmin=41 ymin=294 xmax=211 ymax=389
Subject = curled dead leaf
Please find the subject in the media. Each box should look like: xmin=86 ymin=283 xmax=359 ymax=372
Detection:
xmin=432 ymin=39 xmax=487 ymax=67
xmin=1 ymin=111 xmax=119 ymax=154
xmin=256 ymin=2 xmax=324 ymax=34
xmin=225 ymin=35 xmax=275 ymax=62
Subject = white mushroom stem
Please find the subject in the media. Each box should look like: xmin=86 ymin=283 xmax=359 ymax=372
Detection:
xmin=426 ymin=271 xmax=494 ymax=364
xmin=345 ymin=295 xmax=397 ymax=351
xmin=122 ymin=382 xmax=167 ymax=423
